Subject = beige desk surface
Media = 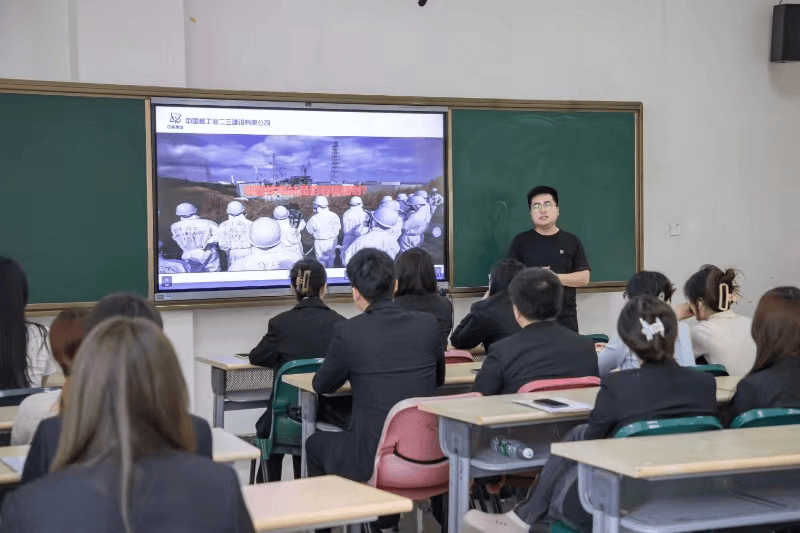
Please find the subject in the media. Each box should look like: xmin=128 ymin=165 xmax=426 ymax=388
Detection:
xmin=447 ymin=345 xmax=486 ymax=356
xmin=244 ymin=475 xmax=412 ymax=532
xmin=716 ymin=375 xmax=742 ymax=392
xmin=42 ymin=373 xmax=65 ymax=387
xmin=0 ymin=406 xmax=19 ymax=431
xmin=211 ymin=428 xmax=261 ymax=463
xmin=552 ymin=425 xmax=800 ymax=479
xmin=282 ymin=362 xmax=483 ymax=394
xmin=195 ymin=353 xmax=260 ymax=371
xmin=0 ymin=445 xmax=29 ymax=485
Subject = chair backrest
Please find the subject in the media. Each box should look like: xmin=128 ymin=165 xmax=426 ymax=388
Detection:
xmin=691 ymin=364 xmax=729 ymax=377
xmin=368 ymin=392 xmax=482 ymax=500
xmin=585 ymin=333 xmax=609 ymax=344
xmin=517 ymin=376 xmax=600 ymax=394
xmin=730 ymin=408 xmax=800 ymax=429
xmin=444 ymin=350 xmax=474 ymax=364
xmin=270 ymin=359 xmax=323 ymax=444
xmin=0 ymin=387 xmax=56 ymax=407
xmin=614 ymin=415 xmax=723 ymax=438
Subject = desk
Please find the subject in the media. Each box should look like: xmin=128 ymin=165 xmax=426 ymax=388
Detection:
xmin=715 ymin=374 xmax=742 ymax=393
xmin=211 ymin=428 xmax=261 ymax=464
xmin=0 ymin=445 xmax=29 ymax=485
xmin=243 ymin=475 xmax=412 ymax=532
xmin=0 ymin=406 xmax=19 ymax=432
xmin=553 ymin=425 xmax=800 ymax=533
xmin=195 ymin=354 xmax=274 ymax=428
xmin=283 ymin=362 xmax=482 ymax=477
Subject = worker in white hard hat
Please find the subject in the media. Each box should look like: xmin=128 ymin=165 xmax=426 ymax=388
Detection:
xmin=228 ymin=217 xmax=301 ymax=271
xmin=384 ymin=200 xmax=404 ymax=241
xmin=157 ymin=240 xmax=192 ymax=274
xmin=396 ymin=193 xmax=411 ymax=218
xmin=273 ymin=205 xmax=306 ymax=257
xmin=306 ymin=196 xmax=341 ymax=268
xmin=170 ymin=202 xmax=221 ymax=272
xmin=218 ymin=200 xmax=253 ymax=266
xmin=341 ymin=196 xmax=368 ymax=255
xmin=343 ymin=206 xmax=401 ymax=264
xmin=428 ymin=187 xmax=444 ymax=215
xmin=379 ymin=195 xmax=393 ymax=206
xmin=399 ymin=195 xmax=431 ymax=253
xmin=415 ymin=190 xmax=429 ymax=200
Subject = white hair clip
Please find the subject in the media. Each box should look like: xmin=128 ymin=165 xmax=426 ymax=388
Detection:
xmin=718 ymin=284 xmax=738 ymax=312
xmin=639 ymin=317 xmax=665 ymax=341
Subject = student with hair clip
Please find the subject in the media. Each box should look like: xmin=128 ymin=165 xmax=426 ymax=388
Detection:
xmin=0 ymin=257 xmax=56 ymax=390
xmin=463 ymin=295 xmax=718 ymax=533
xmin=248 ymin=259 xmax=345 ymax=481
xmin=677 ymin=265 xmax=756 ymax=376
xmin=726 ymin=286 xmax=800 ymax=423
xmin=450 ymin=258 xmax=525 ymax=351
xmin=1 ymin=318 xmax=254 ymax=533
xmin=598 ymin=271 xmax=694 ymax=378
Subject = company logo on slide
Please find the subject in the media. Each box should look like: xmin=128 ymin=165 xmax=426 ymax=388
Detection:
xmin=169 ymin=113 xmax=182 ymax=123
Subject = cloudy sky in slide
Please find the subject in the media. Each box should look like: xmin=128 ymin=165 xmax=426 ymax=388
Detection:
xmin=155 ymin=134 xmax=444 ymax=184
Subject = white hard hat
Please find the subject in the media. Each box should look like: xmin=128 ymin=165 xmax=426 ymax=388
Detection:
xmin=397 ymin=193 xmax=408 ymax=202
xmin=273 ymin=205 xmax=289 ymax=220
xmin=415 ymin=190 xmax=429 ymax=199
xmin=380 ymin=195 xmax=393 ymax=204
xmin=176 ymin=203 xmax=197 ymax=217
xmin=249 ymin=218 xmax=282 ymax=249
xmin=387 ymin=200 xmax=400 ymax=212
xmin=372 ymin=206 xmax=399 ymax=229
xmin=227 ymin=201 xmax=245 ymax=216
xmin=313 ymin=196 xmax=329 ymax=209
xmin=431 ymin=188 xmax=438 ymax=193
xmin=409 ymin=195 xmax=427 ymax=208
xmin=349 ymin=196 xmax=363 ymax=206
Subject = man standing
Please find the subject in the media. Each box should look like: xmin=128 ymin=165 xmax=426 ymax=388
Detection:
xmin=399 ymin=195 xmax=430 ymax=252
xmin=341 ymin=196 xmax=368 ymax=255
xmin=507 ymin=186 xmax=590 ymax=332
xmin=396 ymin=193 xmax=410 ymax=218
xmin=170 ymin=203 xmax=221 ymax=272
xmin=218 ymin=201 xmax=253 ymax=267
xmin=343 ymin=206 xmax=401 ymax=264
xmin=273 ymin=205 xmax=306 ymax=258
xmin=306 ymin=196 xmax=341 ymax=268
xmin=428 ymin=188 xmax=444 ymax=215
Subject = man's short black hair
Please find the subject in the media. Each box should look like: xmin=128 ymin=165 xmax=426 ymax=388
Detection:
xmin=84 ymin=292 xmax=163 ymax=336
xmin=508 ymin=268 xmax=563 ymax=321
xmin=346 ymin=248 xmax=396 ymax=303
xmin=527 ymin=186 xmax=559 ymax=209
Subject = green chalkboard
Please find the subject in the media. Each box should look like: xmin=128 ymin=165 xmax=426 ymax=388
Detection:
xmin=451 ymin=108 xmax=638 ymax=288
xmin=0 ymin=92 xmax=148 ymax=305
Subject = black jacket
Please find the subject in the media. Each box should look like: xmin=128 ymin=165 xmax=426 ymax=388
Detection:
xmin=309 ymin=300 xmax=445 ymax=481
xmin=21 ymin=415 xmax=213 ymax=485
xmin=474 ymin=321 xmax=599 ymax=395
xmin=449 ymin=291 xmax=521 ymax=351
xmin=585 ymin=364 xmax=719 ymax=440
xmin=249 ymin=297 xmax=346 ymax=371
xmin=394 ymin=293 xmax=453 ymax=351
xmin=726 ymin=358 xmax=800 ymax=425
xmin=2 ymin=452 xmax=253 ymax=533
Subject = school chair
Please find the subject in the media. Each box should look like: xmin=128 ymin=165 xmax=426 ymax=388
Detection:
xmin=366 ymin=392 xmax=482 ymax=533
xmin=584 ymin=334 xmax=609 ymax=344
xmin=444 ymin=350 xmax=474 ymax=364
xmin=730 ymin=408 xmax=800 ymax=429
xmin=691 ymin=364 xmax=729 ymax=377
xmin=517 ymin=376 xmax=600 ymax=394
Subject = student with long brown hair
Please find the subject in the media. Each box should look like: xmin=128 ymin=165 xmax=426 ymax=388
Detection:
xmin=1 ymin=318 xmax=254 ymax=532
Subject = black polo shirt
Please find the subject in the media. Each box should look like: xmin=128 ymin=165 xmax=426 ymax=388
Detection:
xmin=507 ymin=229 xmax=590 ymax=317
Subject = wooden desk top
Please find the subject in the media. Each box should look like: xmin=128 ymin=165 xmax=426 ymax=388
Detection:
xmin=282 ymin=362 xmax=483 ymax=394
xmin=552 ymin=425 xmax=800 ymax=479
xmin=0 ymin=445 xmax=29 ymax=485
xmin=195 ymin=353 xmax=260 ymax=371
xmin=211 ymin=428 xmax=261 ymax=463
xmin=243 ymin=475 xmax=412 ymax=532
xmin=715 ymin=375 xmax=742 ymax=392
xmin=0 ymin=406 xmax=19 ymax=431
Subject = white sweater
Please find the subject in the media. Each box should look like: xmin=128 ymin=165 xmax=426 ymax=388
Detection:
xmin=690 ymin=310 xmax=757 ymax=376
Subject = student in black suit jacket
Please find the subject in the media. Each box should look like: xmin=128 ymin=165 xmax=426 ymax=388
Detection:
xmin=2 ymin=318 xmax=253 ymax=533
xmin=393 ymin=248 xmax=453 ymax=350
xmin=248 ymin=259 xmax=346 ymax=481
xmin=463 ymin=296 xmax=719 ymax=533
xmin=474 ymin=268 xmax=598 ymax=395
xmin=306 ymin=248 xmax=445 ymax=484
xmin=726 ymin=286 xmax=800 ymax=424
xmin=450 ymin=259 xmax=525 ymax=351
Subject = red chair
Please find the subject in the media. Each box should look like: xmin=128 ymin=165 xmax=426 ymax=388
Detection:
xmin=516 ymin=376 xmax=600 ymax=393
xmin=444 ymin=350 xmax=474 ymax=364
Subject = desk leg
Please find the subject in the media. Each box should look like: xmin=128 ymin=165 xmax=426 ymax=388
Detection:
xmin=211 ymin=367 xmax=226 ymax=428
xmin=299 ymin=389 xmax=318 ymax=478
xmin=439 ymin=417 xmax=471 ymax=533
xmin=578 ymin=463 xmax=621 ymax=533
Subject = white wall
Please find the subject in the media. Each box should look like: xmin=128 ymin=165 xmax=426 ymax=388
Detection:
xmin=6 ymin=0 xmax=800 ymax=433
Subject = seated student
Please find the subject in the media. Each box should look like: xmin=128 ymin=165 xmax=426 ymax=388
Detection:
xmin=0 ymin=257 xmax=56 ymax=391
xmin=305 ymin=248 xmax=445 ymax=484
xmin=598 ymin=271 xmax=694 ymax=378
xmin=726 ymin=286 xmax=800 ymax=423
xmin=11 ymin=308 xmax=90 ymax=445
xmin=21 ymin=293 xmax=212 ymax=485
xmin=464 ymin=295 xmax=719 ymax=533
xmin=676 ymin=265 xmax=756 ymax=375
xmin=450 ymin=258 xmax=525 ymax=351
xmin=248 ymin=259 xmax=346 ymax=481
xmin=393 ymin=248 xmax=453 ymax=350
xmin=474 ymin=268 xmax=598 ymax=395
xmin=1 ymin=317 xmax=254 ymax=532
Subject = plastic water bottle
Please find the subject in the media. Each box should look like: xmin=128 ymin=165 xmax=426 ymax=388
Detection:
xmin=491 ymin=437 xmax=534 ymax=459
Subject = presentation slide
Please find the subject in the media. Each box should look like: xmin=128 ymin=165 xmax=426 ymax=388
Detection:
xmin=152 ymin=102 xmax=447 ymax=300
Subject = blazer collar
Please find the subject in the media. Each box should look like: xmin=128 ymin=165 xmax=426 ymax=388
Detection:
xmin=364 ymin=299 xmax=399 ymax=313
xmin=294 ymin=297 xmax=330 ymax=310
xmin=522 ymin=320 xmax=559 ymax=331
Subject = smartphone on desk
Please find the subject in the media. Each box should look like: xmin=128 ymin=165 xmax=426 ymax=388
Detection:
xmin=532 ymin=398 xmax=570 ymax=408
xmin=234 ymin=353 xmax=249 ymax=359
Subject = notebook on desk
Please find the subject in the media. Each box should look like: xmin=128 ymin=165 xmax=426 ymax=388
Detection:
xmin=2 ymin=455 xmax=26 ymax=473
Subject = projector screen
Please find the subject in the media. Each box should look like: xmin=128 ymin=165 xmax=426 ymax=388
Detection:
xmin=151 ymin=99 xmax=448 ymax=301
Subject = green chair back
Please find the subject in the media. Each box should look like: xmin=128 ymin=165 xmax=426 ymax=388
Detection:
xmin=730 ymin=408 xmax=800 ymax=429
xmin=551 ymin=520 xmax=579 ymax=533
xmin=691 ymin=364 xmax=729 ymax=377
xmin=585 ymin=333 xmax=609 ymax=344
xmin=614 ymin=416 xmax=723 ymax=438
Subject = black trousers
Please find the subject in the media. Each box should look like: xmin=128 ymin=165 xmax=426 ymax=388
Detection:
xmin=557 ymin=314 xmax=579 ymax=333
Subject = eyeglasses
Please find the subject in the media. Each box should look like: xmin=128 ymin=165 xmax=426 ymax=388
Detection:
xmin=531 ymin=202 xmax=555 ymax=213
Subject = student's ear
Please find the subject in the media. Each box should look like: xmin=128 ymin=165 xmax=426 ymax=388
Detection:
xmin=393 ymin=279 xmax=399 ymax=295
xmin=351 ymin=287 xmax=360 ymax=303
xmin=320 ymin=284 xmax=328 ymax=298
xmin=512 ymin=304 xmax=525 ymax=328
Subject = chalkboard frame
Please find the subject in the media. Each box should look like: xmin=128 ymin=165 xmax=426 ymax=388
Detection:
xmin=2 ymin=78 xmax=641 ymax=312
